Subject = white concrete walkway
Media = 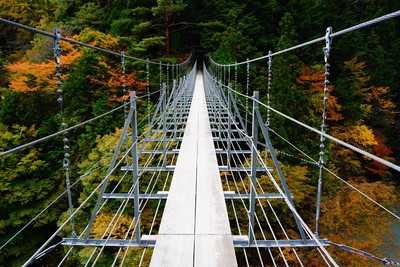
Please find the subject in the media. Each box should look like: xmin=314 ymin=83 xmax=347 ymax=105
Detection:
xmin=150 ymin=70 xmax=237 ymax=266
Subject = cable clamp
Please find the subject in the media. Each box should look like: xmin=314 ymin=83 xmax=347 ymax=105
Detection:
xmin=323 ymin=27 xmax=332 ymax=62
xmin=53 ymin=28 xmax=61 ymax=65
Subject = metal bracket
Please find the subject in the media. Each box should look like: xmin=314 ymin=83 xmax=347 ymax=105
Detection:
xmin=53 ymin=28 xmax=61 ymax=65
xmin=323 ymin=27 xmax=332 ymax=62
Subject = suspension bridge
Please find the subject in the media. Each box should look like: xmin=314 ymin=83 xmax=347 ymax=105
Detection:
xmin=1 ymin=10 xmax=400 ymax=267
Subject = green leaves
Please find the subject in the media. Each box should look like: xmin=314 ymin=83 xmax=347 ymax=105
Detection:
xmin=276 ymin=13 xmax=298 ymax=51
xmin=151 ymin=0 xmax=187 ymax=17
xmin=0 ymin=122 xmax=62 ymax=265
xmin=133 ymin=36 xmax=166 ymax=53
xmin=65 ymin=2 xmax=106 ymax=33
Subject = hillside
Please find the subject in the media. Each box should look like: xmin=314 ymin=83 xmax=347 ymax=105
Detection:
xmin=0 ymin=0 xmax=400 ymax=266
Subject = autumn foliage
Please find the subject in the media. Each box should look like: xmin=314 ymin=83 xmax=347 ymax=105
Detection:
xmin=1 ymin=0 xmax=400 ymax=266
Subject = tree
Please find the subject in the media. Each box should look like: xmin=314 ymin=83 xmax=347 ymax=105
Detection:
xmin=151 ymin=0 xmax=187 ymax=57
xmin=268 ymin=13 xmax=310 ymax=154
xmin=0 ymin=123 xmax=63 ymax=266
xmin=6 ymin=41 xmax=81 ymax=93
xmin=65 ymin=2 xmax=106 ymax=33
xmin=318 ymin=182 xmax=398 ymax=266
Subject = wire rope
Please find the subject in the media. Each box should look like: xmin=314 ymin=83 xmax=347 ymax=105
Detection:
xmin=0 ymin=102 xmax=130 ymax=157
xmin=212 ymin=76 xmax=400 ymax=173
xmin=0 ymin=17 xmax=193 ymax=67
xmin=205 ymin=69 xmax=332 ymax=266
xmin=208 ymin=10 xmax=400 ymax=67
xmin=269 ymin=127 xmax=400 ymax=222
xmin=205 ymin=77 xmax=291 ymax=266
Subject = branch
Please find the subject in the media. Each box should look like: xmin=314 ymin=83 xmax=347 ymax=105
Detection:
xmin=170 ymin=22 xmax=200 ymax=27
xmin=170 ymin=25 xmax=191 ymax=33
xmin=148 ymin=24 xmax=166 ymax=34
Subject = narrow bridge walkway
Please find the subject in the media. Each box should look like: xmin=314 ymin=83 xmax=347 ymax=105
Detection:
xmin=150 ymin=70 xmax=237 ymax=266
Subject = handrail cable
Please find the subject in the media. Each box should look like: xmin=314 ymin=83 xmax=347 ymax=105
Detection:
xmin=0 ymin=18 xmax=193 ymax=67
xmin=0 ymin=101 xmax=129 ymax=157
xmin=205 ymin=71 xmax=309 ymax=265
xmin=214 ymin=79 xmax=400 ymax=173
xmin=205 ymin=66 xmax=337 ymax=265
xmin=24 ymin=91 xmax=177 ymax=265
xmin=209 ymin=10 xmax=400 ymax=67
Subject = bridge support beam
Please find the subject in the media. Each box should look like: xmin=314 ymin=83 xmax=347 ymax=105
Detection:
xmin=227 ymin=83 xmax=232 ymax=168
xmin=162 ymin=83 xmax=167 ymax=168
xmin=248 ymin=91 xmax=259 ymax=244
xmin=130 ymin=92 xmax=141 ymax=243
xmin=84 ymin=91 xmax=140 ymax=241
xmin=255 ymin=105 xmax=307 ymax=242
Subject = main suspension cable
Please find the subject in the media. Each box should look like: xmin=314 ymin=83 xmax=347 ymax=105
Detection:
xmin=209 ymin=10 xmax=400 ymax=67
xmin=0 ymin=18 xmax=192 ymax=67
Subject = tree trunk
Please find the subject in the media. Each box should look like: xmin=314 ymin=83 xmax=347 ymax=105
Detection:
xmin=165 ymin=12 xmax=170 ymax=57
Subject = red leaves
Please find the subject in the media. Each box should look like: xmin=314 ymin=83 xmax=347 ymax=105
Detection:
xmin=367 ymin=135 xmax=393 ymax=176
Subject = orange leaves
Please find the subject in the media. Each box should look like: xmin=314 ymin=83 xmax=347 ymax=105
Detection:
xmin=179 ymin=52 xmax=191 ymax=62
xmin=7 ymin=47 xmax=81 ymax=92
xmin=296 ymin=64 xmax=343 ymax=122
xmin=219 ymin=171 xmax=231 ymax=177
xmin=297 ymin=64 xmax=324 ymax=92
xmin=61 ymin=46 xmax=82 ymax=65
xmin=7 ymin=60 xmax=54 ymax=92
xmin=321 ymin=181 xmax=397 ymax=266
xmin=365 ymin=86 xmax=397 ymax=124
xmin=9 ymin=75 xmax=30 ymax=92
xmin=106 ymin=68 xmax=148 ymax=102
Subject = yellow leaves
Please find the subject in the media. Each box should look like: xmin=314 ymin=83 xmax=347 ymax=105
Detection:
xmin=80 ymin=128 xmax=122 ymax=173
xmin=331 ymin=125 xmax=378 ymax=178
xmin=281 ymin=247 xmax=301 ymax=265
xmin=333 ymin=124 xmax=377 ymax=149
xmin=343 ymin=54 xmax=371 ymax=92
xmin=257 ymin=152 xmax=312 ymax=203
xmin=281 ymin=164 xmax=313 ymax=203
xmin=348 ymin=125 xmax=378 ymax=147
xmin=92 ymin=212 xmax=133 ymax=239
xmin=219 ymin=171 xmax=231 ymax=177
xmin=320 ymin=181 xmax=397 ymax=266
xmin=365 ymin=86 xmax=397 ymax=123
xmin=78 ymin=28 xmax=119 ymax=49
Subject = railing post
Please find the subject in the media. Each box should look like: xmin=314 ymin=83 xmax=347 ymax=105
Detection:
xmin=173 ymin=79 xmax=177 ymax=138
xmin=162 ymin=83 xmax=167 ymax=168
xmin=130 ymin=91 xmax=141 ymax=243
xmin=227 ymin=83 xmax=232 ymax=168
xmin=249 ymin=91 xmax=259 ymax=244
xmin=245 ymin=59 xmax=250 ymax=131
xmin=217 ymin=80 xmax=222 ymax=139
xmin=84 ymin=104 xmax=136 ymax=240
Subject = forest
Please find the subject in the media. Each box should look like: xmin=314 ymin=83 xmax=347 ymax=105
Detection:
xmin=0 ymin=0 xmax=400 ymax=266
